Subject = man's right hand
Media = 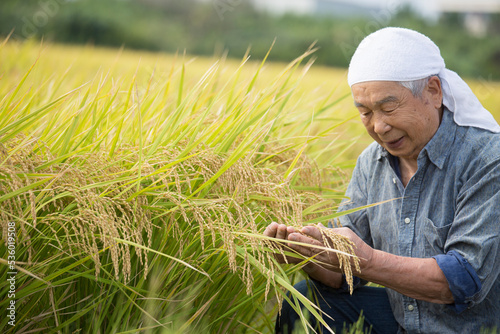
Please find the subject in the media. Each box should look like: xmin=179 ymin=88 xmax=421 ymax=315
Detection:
xmin=263 ymin=222 xmax=303 ymax=264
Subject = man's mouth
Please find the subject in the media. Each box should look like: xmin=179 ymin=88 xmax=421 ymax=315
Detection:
xmin=384 ymin=137 xmax=404 ymax=150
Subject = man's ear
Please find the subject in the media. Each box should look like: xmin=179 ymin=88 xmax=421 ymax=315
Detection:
xmin=426 ymin=76 xmax=443 ymax=109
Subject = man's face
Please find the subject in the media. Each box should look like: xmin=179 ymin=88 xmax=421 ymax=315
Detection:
xmin=351 ymin=79 xmax=443 ymax=163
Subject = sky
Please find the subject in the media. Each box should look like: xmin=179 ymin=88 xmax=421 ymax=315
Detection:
xmin=251 ymin=0 xmax=500 ymax=19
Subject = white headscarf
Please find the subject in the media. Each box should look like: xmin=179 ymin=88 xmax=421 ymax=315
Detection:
xmin=347 ymin=27 xmax=500 ymax=133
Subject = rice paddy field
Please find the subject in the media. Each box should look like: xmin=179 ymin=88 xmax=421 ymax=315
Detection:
xmin=1 ymin=38 xmax=499 ymax=333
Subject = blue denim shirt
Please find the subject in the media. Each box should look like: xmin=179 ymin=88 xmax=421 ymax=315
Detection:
xmin=338 ymin=110 xmax=500 ymax=333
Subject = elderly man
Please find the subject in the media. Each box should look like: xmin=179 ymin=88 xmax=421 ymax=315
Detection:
xmin=264 ymin=27 xmax=500 ymax=333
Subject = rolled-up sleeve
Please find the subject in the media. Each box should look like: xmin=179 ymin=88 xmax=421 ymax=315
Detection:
xmin=433 ymin=251 xmax=481 ymax=313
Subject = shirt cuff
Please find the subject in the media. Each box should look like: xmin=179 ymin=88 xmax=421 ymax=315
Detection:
xmin=433 ymin=250 xmax=482 ymax=313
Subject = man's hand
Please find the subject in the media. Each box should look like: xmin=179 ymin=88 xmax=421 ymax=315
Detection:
xmin=263 ymin=222 xmax=345 ymax=288
xmin=263 ymin=222 xmax=303 ymax=264
xmin=287 ymin=225 xmax=374 ymax=274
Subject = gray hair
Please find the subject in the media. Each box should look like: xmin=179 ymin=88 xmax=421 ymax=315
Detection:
xmin=398 ymin=75 xmax=440 ymax=97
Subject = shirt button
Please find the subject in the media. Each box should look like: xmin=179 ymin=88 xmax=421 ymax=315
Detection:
xmin=404 ymin=217 xmax=411 ymax=224
xmin=392 ymin=178 xmax=397 ymax=184
xmin=408 ymin=304 xmax=414 ymax=311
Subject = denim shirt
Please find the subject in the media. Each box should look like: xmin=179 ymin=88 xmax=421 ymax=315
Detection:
xmin=338 ymin=110 xmax=500 ymax=333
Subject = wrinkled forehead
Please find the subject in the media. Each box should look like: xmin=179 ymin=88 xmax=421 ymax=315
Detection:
xmin=351 ymin=81 xmax=409 ymax=106
xmin=347 ymin=28 xmax=444 ymax=87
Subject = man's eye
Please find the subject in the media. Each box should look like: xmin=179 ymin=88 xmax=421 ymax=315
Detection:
xmin=381 ymin=103 xmax=398 ymax=112
xmin=358 ymin=108 xmax=371 ymax=116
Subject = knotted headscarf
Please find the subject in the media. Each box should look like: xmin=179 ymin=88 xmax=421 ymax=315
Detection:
xmin=347 ymin=27 xmax=500 ymax=133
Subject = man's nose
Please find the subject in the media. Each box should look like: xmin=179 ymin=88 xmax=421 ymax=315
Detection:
xmin=373 ymin=114 xmax=391 ymax=135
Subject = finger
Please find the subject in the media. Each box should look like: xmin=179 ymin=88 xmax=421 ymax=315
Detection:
xmin=301 ymin=226 xmax=323 ymax=241
xmin=263 ymin=222 xmax=279 ymax=237
xmin=264 ymin=222 xmax=288 ymax=263
xmin=275 ymin=224 xmax=288 ymax=240
xmin=289 ymin=228 xmax=345 ymax=271
xmin=288 ymin=232 xmax=322 ymax=257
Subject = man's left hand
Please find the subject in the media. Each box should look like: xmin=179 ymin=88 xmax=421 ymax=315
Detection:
xmin=287 ymin=225 xmax=374 ymax=274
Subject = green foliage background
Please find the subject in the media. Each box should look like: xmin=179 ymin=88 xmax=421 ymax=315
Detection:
xmin=1 ymin=0 xmax=500 ymax=79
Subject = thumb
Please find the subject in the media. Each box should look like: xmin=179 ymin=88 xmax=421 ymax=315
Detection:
xmin=302 ymin=225 xmax=322 ymax=240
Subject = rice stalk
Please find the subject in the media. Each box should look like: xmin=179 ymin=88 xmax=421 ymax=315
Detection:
xmin=0 ymin=40 xmax=362 ymax=333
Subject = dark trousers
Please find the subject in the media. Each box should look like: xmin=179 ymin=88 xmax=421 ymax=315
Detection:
xmin=276 ymin=279 xmax=399 ymax=334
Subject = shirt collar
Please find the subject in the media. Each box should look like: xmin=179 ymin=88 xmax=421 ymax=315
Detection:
xmin=375 ymin=109 xmax=456 ymax=169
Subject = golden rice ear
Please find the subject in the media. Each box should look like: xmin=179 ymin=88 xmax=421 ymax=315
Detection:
xmin=1 ymin=133 xmax=359 ymax=298
xmin=317 ymin=226 xmax=360 ymax=294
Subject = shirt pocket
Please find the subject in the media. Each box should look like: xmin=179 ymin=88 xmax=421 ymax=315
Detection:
xmin=422 ymin=217 xmax=452 ymax=257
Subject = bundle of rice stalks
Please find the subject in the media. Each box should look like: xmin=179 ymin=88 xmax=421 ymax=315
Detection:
xmin=0 ymin=39 xmax=360 ymax=333
xmin=0 ymin=134 xmax=359 ymax=332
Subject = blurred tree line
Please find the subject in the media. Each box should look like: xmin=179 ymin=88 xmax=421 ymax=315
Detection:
xmin=1 ymin=0 xmax=500 ymax=79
